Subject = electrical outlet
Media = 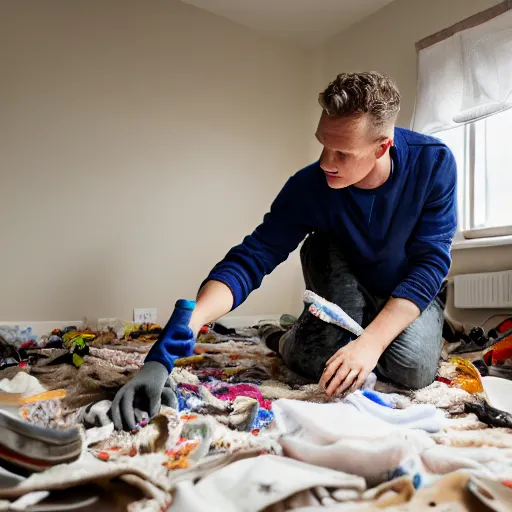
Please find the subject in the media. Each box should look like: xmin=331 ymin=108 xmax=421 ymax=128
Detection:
xmin=133 ymin=308 xmax=157 ymax=323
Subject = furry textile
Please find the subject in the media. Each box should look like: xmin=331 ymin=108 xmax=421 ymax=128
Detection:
xmin=2 ymin=327 xmax=512 ymax=511
xmin=28 ymin=348 xmax=144 ymax=409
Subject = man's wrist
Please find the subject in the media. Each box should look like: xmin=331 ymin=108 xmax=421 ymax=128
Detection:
xmin=189 ymin=309 xmax=206 ymax=337
xmin=356 ymin=333 xmax=387 ymax=354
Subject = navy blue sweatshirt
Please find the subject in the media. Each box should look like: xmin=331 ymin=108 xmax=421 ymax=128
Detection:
xmin=206 ymin=128 xmax=457 ymax=312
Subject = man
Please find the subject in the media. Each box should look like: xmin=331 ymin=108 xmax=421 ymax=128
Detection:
xmin=111 ymin=72 xmax=457 ymax=431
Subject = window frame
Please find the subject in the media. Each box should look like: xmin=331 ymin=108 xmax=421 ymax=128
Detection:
xmin=439 ymin=118 xmax=512 ymax=244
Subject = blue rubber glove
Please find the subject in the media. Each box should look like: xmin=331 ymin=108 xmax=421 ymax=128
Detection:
xmin=110 ymin=300 xmax=196 ymax=431
xmin=145 ymin=299 xmax=196 ymax=371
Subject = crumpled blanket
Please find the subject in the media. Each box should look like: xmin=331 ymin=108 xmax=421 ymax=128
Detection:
xmin=411 ymin=381 xmax=479 ymax=414
xmin=170 ymin=454 xmax=366 ymax=512
xmin=0 ymin=451 xmax=173 ymax=511
xmin=3 ymin=325 xmax=512 ymax=511
xmin=0 ymin=403 xmax=282 ymax=511
xmin=26 ymin=347 xmax=145 ymax=409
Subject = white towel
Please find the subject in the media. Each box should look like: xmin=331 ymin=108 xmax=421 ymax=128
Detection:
xmin=170 ymin=455 xmax=365 ymax=512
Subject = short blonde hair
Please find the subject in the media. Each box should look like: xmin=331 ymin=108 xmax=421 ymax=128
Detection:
xmin=319 ymin=72 xmax=401 ymax=129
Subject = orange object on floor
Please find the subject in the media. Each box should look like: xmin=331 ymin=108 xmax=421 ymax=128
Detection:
xmin=483 ymin=332 xmax=512 ymax=366
xmin=450 ymin=357 xmax=484 ymax=394
xmin=0 ymin=388 xmax=67 ymax=406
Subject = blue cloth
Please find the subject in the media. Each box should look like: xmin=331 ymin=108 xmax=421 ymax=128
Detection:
xmin=362 ymin=389 xmax=393 ymax=408
xmin=251 ymin=407 xmax=274 ymax=431
xmin=176 ymin=385 xmax=203 ymax=411
xmin=145 ymin=300 xmax=196 ymax=372
xmin=205 ymin=128 xmax=457 ymax=312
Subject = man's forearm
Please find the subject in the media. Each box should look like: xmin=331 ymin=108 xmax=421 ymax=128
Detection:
xmin=361 ymin=297 xmax=420 ymax=351
xmin=189 ymin=280 xmax=234 ymax=335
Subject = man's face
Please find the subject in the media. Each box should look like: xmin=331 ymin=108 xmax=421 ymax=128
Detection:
xmin=316 ymin=112 xmax=387 ymax=189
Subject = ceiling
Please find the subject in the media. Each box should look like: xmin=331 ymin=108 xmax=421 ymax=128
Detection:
xmin=180 ymin=0 xmax=395 ymax=46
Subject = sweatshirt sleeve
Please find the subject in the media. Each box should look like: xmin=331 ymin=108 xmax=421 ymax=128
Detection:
xmin=203 ymin=174 xmax=312 ymax=309
xmin=391 ymin=147 xmax=457 ymax=312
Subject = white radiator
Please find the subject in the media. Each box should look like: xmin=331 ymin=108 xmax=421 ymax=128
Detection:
xmin=454 ymin=270 xmax=512 ymax=309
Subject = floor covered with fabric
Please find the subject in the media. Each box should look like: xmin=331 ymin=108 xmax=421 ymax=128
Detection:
xmin=0 ymin=322 xmax=512 ymax=511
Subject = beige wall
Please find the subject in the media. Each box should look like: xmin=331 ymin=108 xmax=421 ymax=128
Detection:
xmin=314 ymin=0 xmax=512 ymax=326
xmin=3 ymin=0 xmax=510 ymax=325
xmin=0 ymin=0 xmax=309 ymax=322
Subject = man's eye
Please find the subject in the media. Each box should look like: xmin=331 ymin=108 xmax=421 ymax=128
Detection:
xmin=337 ymin=151 xmax=347 ymax=159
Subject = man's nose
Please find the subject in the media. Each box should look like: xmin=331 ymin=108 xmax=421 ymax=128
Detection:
xmin=319 ymin=149 xmax=338 ymax=173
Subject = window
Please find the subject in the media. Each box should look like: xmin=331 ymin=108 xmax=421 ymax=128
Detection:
xmin=412 ymin=3 xmax=512 ymax=241
xmin=436 ymin=108 xmax=512 ymax=238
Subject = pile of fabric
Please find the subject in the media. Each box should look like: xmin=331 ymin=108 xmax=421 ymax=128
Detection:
xmin=0 ymin=320 xmax=511 ymax=511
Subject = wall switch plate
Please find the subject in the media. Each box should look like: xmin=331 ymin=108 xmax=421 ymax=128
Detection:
xmin=133 ymin=308 xmax=157 ymax=323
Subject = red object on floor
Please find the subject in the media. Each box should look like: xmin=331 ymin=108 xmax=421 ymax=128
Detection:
xmin=494 ymin=318 xmax=512 ymax=335
xmin=97 ymin=451 xmax=110 ymax=462
xmin=484 ymin=332 xmax=512 ymax=365
xmin=180 ymin=414 xmax=197 ymax=421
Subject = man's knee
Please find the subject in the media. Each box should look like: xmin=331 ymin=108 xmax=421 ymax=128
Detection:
xmin=377 ymin=330 xmax=442 ymax=390
xmin=392 ymin=357 xmax=438 ymax=390
xmin=379 ymin=301 xmax=444 ymax=389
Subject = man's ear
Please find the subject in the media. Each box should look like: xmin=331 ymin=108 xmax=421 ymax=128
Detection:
xmin=375 ymin=138 xmax=393 ymax=159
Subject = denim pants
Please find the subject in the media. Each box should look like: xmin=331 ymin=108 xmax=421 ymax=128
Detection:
xmin=278 ymin=232 xmax=444 ymax=390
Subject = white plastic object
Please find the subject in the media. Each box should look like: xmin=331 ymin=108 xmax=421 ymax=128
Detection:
xmin=481 ymin=375 xmax=512 ymax=414
xmin=303 ymin=290 xmax=364 ymax=337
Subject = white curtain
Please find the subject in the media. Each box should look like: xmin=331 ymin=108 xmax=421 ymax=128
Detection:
xmin=412 ymin=8 xmax=512 ymax=134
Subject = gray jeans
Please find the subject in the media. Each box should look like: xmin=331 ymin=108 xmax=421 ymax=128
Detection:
xmin=278 ymin=233 xmax=444 ymax=390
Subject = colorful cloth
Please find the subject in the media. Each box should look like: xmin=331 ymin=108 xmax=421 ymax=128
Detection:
xmin=2 ymin=322 xmax=512 ymax=511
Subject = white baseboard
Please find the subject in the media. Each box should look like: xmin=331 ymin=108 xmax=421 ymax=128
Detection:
xmin=0 ymin=315 xmax=281 ymax=337
xmin=216 ymin=314 xmax=282 ymax=329
xmin=0 ymin=321 xmax=84 ymax=338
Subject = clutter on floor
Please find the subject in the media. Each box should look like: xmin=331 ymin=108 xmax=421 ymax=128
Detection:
xmin=445 ymin=315 xmax=512 ymax=379
xmin=0 ymin=314 xmax=512 ymax=511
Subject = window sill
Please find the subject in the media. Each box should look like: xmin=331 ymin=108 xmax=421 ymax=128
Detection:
xmin=452 ymin=234 xmax=512 ymax=250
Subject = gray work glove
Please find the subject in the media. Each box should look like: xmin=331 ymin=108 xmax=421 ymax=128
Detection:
xmin=110 ymin=361 xmax=175 ymax=431
xmin=111 ymin=299 xmax=195 ymax=431
xmin=162 ymin=376 xmax=179 ymax=410
xmin=83 ymin=378 xmax=178 ymax=429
